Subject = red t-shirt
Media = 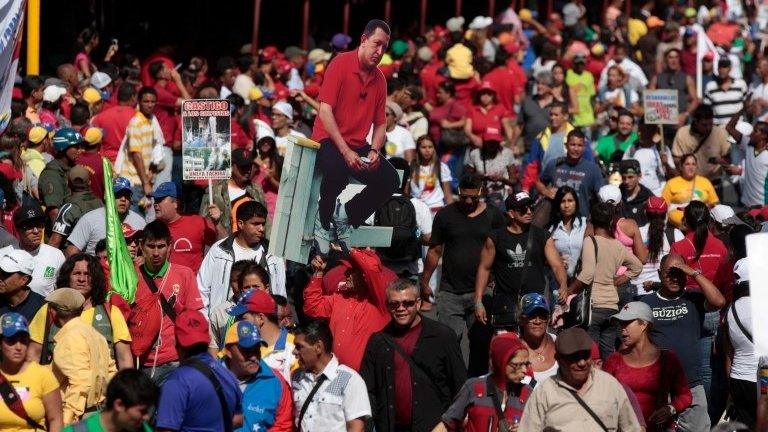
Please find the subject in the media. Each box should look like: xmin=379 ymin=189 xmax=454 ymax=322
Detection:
xmin=167 ymin=214 xmax=217 ymax=273
xmin=603 ymin=351 xmax=693 ymax=425
xmin=669 ymin=231 xmax=731 ymax=292
xmin=468 ymin=103 xmax=512 ymax=136
xmin=452 ymin=78 xmax=480 ymax=110
xmin=133 ymin=262 xmax=204 ymax=367
xmin=393 ymin=321 xmax=422 ymax=426
xmin=231 ymin=119 xmax=253 ymax=149
xmin=428 ymin=99 xmax=467 ymax=142
xmin=312 ymin=49 xmax=387 ymax=149
xmin=77 ymin=151 xmax=105 ymax=200
xmin=484 ymin=65 xmax=523 ymax=115
xmin=91 ymin=105 xmax=136 ymax=163
xmin=419 ymin=61 xmax=445 ymax=105
xmin=153 ymin=83 xmax=180 ymax=146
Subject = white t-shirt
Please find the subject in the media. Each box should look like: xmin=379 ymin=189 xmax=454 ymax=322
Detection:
xmin=600 ymin=87 xmax=639 ymax=108
xmin=67 ymin=207 xmax=147 ymax=255
xmin=623 ymin=146 xmax=675 ymax=196
xmin=0 ymin=244 xmax=65 ymax=297
xmin=410 ymin=163 xmax=453 ymax=209
xmin=740 ymin=147 xmax=768 ymax=207
xmin=227 ymin=184 xmax=247 ymax=202
xmin=232 ymin=239 xmax=259 ymax=262
xmin=230 ymin=241 xmax=287 ymax=297
xmin=275 ymin=129 xmax=307 ymax=157
xmin=384 ymin=125 xmax=416 ymax=159
xmin=634 ymin=225 xmax=684 ymax=295
xmin=727 ymin=297 xmax=756 ymax=381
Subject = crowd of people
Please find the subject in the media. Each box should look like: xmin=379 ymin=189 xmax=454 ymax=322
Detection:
xmin=1 ymin=1 xmax=768 ymax=431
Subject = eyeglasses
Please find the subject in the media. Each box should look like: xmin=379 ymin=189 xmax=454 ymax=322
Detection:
xmin=387 ymin=299 xmax=418 ymax=310
xmin=509 ymin=361 xmax=531 ymax=370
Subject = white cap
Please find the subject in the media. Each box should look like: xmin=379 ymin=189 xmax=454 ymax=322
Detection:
xmin=733 ymin=258 xmax=749 ymax=283
xmin=272 ymin=101 xmax=294 ymax=119
xmin=42 ymin=85 xmax=66 ymax=103
xmin=0 ymin=249 xmax=34 ymax=276
xmin=90 ymin=71 xmax=112 ymax=90
xmin=417 ymin=46 xmax=433 ymax=62
xmin=710 ymin=204 xmax=746 ymax=226
xmin=598 ymin=184 xmax=622 ymax=204
xmin=446 ymin=16 xmax=465 ymax=32
xmin=253 ymin=119 xmax=275 ymax=141
xmin=469 ymin=16 xmax=493 ymax=30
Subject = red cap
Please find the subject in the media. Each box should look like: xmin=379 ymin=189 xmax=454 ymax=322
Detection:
xmin=121 ymin=223 xmax=143 ymax=239
xmin=261 ymin=46 xmax=279 ymax=61
xmin=483 ymin=127 xmax=504 ymax=142
xmin=277 ymin=60 xmax=292 ymax=75
xmin=244 ymin=289 xmax=277 ymax=314
xmin=504 ymin=42 xmax=522 ymax=54
xmin=748 ymin=206 xmax=768 ymax=221
xmin=272 ymin=88 xmax=289 ymax=101
xmin=175 ymin=310 xmax=211 ymax=348
xmin=645 ymin=196 xmax=668 ymax=214
xmin=703 ymin=52 xmax=714 ymax=61
xmin=12 ymin=87 xmax=22 ymax=100
xmin=477 ymin=81 xmax=497 ymax=95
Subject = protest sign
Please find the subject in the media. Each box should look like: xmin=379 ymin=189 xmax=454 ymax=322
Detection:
xmin=643 ymin=89 xmax=679 ymax=125
xmin=182 ymin=99 xmax=231 ymax=180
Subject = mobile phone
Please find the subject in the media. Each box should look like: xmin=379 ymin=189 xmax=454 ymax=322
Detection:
xmin=360 ymin=156 xmax=371 ymax=165
xmin=111 ymin=38 xmax=118 ymax=46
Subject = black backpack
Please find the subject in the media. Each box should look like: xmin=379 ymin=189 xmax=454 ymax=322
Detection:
xmin=375 ymin=195 xmax=420 ymax=262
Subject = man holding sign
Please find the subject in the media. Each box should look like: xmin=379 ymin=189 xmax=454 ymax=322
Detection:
xmin=311 ymin=19 xmax=399 ymax=232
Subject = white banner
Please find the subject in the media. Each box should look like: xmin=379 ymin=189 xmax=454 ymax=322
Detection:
xmin=747 ymin=233 xmax=768 ymax=357
xmin=0 ymin=0 xmax=26 ymax=134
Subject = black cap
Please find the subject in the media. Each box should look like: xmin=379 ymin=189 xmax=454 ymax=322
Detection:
xmin=619 ymin=159 xmax=641 ymax=175
xmin=504 ymin=191 xmax=535 ymax=211
xmin=231 ymin=148 xmax=254 ymax=168
xmin=13 ymin=203 xmax=45 ymax=227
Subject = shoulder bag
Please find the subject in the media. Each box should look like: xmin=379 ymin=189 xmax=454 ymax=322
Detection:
xmin=440 ymin=102 xmax=470 ymax=148
xmin=181 ymin=357 xmax=233 ymax=432
xmin=565 ymin=235 xmax=598 ymax=329
xmin=0 ymin=373 xmax=46 ymax=430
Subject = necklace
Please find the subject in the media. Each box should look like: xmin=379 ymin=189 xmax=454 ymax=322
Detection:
xmin=530 ymin=337 xmax=548 ymax=364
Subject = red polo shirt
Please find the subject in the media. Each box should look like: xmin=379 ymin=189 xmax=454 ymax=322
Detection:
xmin=419 ymin=60 xmax=445 ymax=105
xmin=91 ymin=105 xmax=136 ymax=163
xmin=77 ymin=151 xmax=105 ymax=200
xmin=167 ymin=214 xmax=218 ymax=273
xmin=669 ymin=231 xmax=731 ymax=293
xmin=468 ymin=103 xmax=512 ymax=136
xmin=486 ymin=64 xmax=525 ymax=114
xmin=312 ymin=50 xmax=387 ymax=149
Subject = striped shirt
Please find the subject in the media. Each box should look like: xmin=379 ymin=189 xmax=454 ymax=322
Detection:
xmin=703 ymin=78 xmax=748 ymax=125
xmin=120 ymin=112 xmax=164 ymax=186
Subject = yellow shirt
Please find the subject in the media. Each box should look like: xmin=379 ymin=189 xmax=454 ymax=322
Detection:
xmin=29 ymin=304 xmax=132 ymax=346
xmin=0 ymin=362 xmax=59 ymax=432
xmin=662 ymin=175 xmax=719 ymax=228
xmin=21 ymin=149 xmax=47 ymax=178
xmin=120 ymin=111 xmax=162 ymax=186
xmin=52 ymin=317 xmax=116 ymax=424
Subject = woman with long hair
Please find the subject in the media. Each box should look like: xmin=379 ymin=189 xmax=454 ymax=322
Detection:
xmin=604 ymin=302 xmax=692 ymax=430
xmin=547 ymin=186 xmax=586 ymax=280
xmin=0 ymin=313 xmax=63 ymax=432
xmin=409 ymin=135 xmax=454 ymax=214
xmin=634 ymin=197 xmax=684 ymax=296
xmin=74 ymin=28 xmax=99 ymax=79
xmin=464 ymin=82 xmax=513 ymax=149
xmin=26 ymin=254 xmax=133 ymax=370
xmin=662 ymin=153 xmax=719 ymax=229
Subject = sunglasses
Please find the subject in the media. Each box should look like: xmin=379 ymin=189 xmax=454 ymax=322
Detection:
xmin=387 ymin=299 xmax=418 ymax=310
xmin=19 ymin=222 xmax=44 ymax=232
xmin=513 ymin=205 xmax=534 ymax=214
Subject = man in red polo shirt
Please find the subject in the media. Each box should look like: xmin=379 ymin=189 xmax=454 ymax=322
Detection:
xmin=91 ymin=83 xmax=136 ymax=163
xmin=151 ymin=182 xmax=224 ymax=273
xmin=312 ymin=19 xmax=400 ymax=231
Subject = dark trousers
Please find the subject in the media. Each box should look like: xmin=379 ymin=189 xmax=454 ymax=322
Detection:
xmin=587 ymin=307 xmax=618 ymax=360
xmin=728 ymin=377 xmax=757 ymax=429
xmin=317 ymin=140 xmax=399 ymax=227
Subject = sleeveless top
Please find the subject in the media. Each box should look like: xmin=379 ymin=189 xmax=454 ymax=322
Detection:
xmin=615 ymin=218 xmax=634 ymax=277
xmin=656 ymin=71 xmax=689 ymax=113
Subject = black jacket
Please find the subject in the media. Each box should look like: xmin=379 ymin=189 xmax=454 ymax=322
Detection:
xmin=360 ymin=316 xmax=467 ymax=432
xmin=621 ymin=183 xmax=654 ymax=226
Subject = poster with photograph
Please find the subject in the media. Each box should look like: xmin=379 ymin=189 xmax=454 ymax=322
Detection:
xmin=182 ymin=99 xmax=231 ymax=180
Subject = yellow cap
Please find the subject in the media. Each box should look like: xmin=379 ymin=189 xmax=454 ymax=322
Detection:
xmin=83 ymin=127 xmax=103 ymax=145
xmin=519 ymin=8 xmax=533 ymax=21
xmin=83 ymin=87 xmax=102 ymax=105
xmin=28 ymin=126 xmax=48 ymax=144
xmin=248 ymin=87 xmax=264 ymax=101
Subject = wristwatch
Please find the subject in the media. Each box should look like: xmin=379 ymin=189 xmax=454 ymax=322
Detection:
xmin=691 ymin=270 xmax=702 ymax=278
xmin=667 ymin=405 xmax=677 ymax=416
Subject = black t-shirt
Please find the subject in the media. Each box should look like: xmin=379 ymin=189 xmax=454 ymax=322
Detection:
xmin=488 ymin=225 xmax=550 ymax=297
xmin=430 ymin=204 xmax=506 ymax=294
xmin=0 ymin=289 xmax=46 ymax=322
xmin=640 ymin=291 xmax=705 ymax=387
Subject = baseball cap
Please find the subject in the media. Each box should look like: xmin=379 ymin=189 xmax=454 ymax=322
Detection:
xmin=619 ymin=159 xmax=641 ymax=175
xmin=469 ymin=16 xmax=493 ymax=30
xmin=1 ymin=313 xmax=29 ymax=338
xmin=591 ymin=43 xmax=605 ymax=56
xmin=260 ymin=46 xmax=279 ymax=61
xmin=647 ymin=16 xmax=665 ymax=28
xmin=224 ymin=320 xmax=266 ymax=349
xmin=82 ymin=87 xmax=102 ymax=104
xmin=386 ymin=101 xmax=403 ymax=122
xmin=46 ymin=288 xmax=86 ymax=313
xmin=175 ymin=309 xmax=211 ymax=348
xmin=28 ymin=126 xmax=48 ymax=144
xmin=0 ymin=249 xmax=34 ymax=276
xmin=391 ymin=40 xmax=409 ymax=57
xmin=284 ymin=46 xmax=307 ymax=60
xmin=331 ymin=33 xmax=352 ymax=50
xmin=43 ymin=85 xmax=66 ymax=103
xmin=703 ymin=52 xmax=714 ymax=62
xmin=308 ymin=48 xmax=331 ymax=64
xmin=598 ymin=184 xmax=622 ymax=204
xmin=248 ymin=87 xmax=264 ymax=102
xmin=113 ymin=177 xmax=132 ymax=195
xmin=555 ymin=327 xmax=593 ymax=356
xmin=504 ymin=191 xmax=534 ymax=212
xmin=122 ymin=223 xmax=143 ymax=240
xmin=227 ymin=289 xmax=277 ymax=317
xmin=573 ymin=53 xmax=587 ymax=64
xmin=446 ymin=16 xmax=465 ymax=32
xmin=645 ymin=196 xmax=668 ymax=214
xmin=478 ymin=81 xmax=497 ymax=95
xmin=482 ymin=127 xmax=503 ymax=142
xmin=733 ymin=258 xmax=749 ymax=283
xmin=520 ymin=293 xmax=550 ymax=316
xmin=13 ymin=203 xmax=44 ymax=227
xmin=83 ymin=127 xmax=103 ymax=146
xmin=417 ymin=46 xmax=433 ymax=62
xmin=612 ymin=301 xmax=654 ymax=323
xmin=272 ymin=101 xmax=294 ymax=119
xmin=232 ymin=148 xmax=255 ymax=168
xmin=150 ymin=182 xmax=180 ymax=201
xmin=90 ymin=72 xmax=112 ymax=90
xmin=710 ymin=204 xmax=747 ymax=226
xmin=67 ymin=165 xmax=90 ymax=186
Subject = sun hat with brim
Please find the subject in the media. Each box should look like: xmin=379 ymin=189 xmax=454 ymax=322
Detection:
xmin=611 ymin=301 xmax=654 ymax=323
xmin=46 ymin=288 xmax=86 ymax=313
xmin=1 ymin=313 xmax=29 ymax=338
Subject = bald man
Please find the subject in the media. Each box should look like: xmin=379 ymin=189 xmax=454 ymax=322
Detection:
xmin=639 ymin=253 xmax=725 ymax=432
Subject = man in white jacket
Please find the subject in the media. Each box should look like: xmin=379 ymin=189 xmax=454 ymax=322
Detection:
xmin=197 ymin=200 xmax=286 ymax=317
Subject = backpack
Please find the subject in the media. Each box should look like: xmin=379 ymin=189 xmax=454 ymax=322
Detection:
xmin=374 ymin=195 xmax=420 ymax=262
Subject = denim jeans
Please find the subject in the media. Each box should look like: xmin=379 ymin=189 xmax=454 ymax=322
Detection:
xmin=586 ymin=307 xmax=618 ymax=360
xmin=436 ymin=290 xmax=493 ymax=377
xmin=700 ymin=311 xmax=719 ymax=403
xmin=141 ymin=361 xmax=179 ymax=386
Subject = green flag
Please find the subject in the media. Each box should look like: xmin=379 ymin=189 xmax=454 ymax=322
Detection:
xmin=103 ymin=158 xmax=138 ymax=303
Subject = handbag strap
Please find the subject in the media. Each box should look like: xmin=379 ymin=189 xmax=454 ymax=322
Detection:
xmin=0 ymin=373 xmax=46 ymax=430
xmin=557 ymin=381 xmax=609 ymax=432
xmin=298 ymin=374 xmax=328 ymax=427
xmin=730 ymin=301 xmax=753 ymax=343
xmin=140 ymin=266 xmax=176 ymax=321
xmin=485 ymin=375 xmax=513 ymax=431
xmin=381 ymin=334 xmax=444 ymax=401
xmin=180 ymin=358 xmax=233 ymax=432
